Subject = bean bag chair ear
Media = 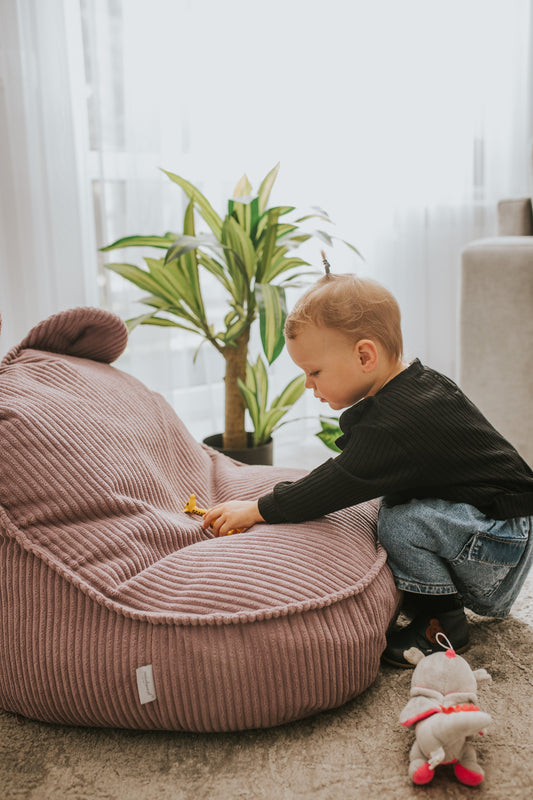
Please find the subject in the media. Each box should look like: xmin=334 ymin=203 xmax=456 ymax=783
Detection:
xmin=0 ymin=307 xmax=399 ymax=732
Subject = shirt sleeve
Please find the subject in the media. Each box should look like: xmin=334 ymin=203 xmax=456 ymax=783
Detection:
xmin=258 ymin=425 xmax=416 ymax=523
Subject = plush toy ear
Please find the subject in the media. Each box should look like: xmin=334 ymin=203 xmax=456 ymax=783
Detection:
xmin=403 ymin=647 xmax=425 ymax=666
xmin=473 ymin=668 xmax=492 ymax=685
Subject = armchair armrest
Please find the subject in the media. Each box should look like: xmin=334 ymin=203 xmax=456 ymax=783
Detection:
xmin=497 ymin=198 xmax=533 ymax=235
xmin=459 ymin=237 xmax=533 ymax=466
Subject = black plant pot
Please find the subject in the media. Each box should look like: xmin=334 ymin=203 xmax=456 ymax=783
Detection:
xmin=203 ymin=433 xmax=273 ymax=466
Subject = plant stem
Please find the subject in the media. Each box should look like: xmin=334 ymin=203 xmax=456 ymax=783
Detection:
xmin=223 ymin=328 xmax=250 ymax=449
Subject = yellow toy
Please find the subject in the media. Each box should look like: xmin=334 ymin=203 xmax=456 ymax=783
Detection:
xmin=183 ymin=493 xmax=245 ymax=536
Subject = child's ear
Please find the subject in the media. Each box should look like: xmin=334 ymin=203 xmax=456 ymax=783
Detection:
xmin=355 ymin=340 xmax=378 ymax=370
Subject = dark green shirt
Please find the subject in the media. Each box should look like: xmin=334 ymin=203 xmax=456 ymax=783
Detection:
xmin=258 ymin=360 xmax=533 ymax=523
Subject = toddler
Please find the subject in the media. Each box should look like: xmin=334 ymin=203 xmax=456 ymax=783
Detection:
xmin=203 ymin=271 xmax=533 ymax=667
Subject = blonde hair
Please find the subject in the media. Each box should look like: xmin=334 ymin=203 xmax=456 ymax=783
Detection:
xmin=284 ymin=273 xmax=403 ymax=360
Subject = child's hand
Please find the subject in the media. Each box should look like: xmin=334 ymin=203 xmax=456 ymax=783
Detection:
xmin=202 ymin=500 xmax=265 ymax=537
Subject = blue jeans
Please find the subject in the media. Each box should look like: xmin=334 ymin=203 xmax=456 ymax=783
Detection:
xmin=377 ymin=497 xmax=533 ymax=618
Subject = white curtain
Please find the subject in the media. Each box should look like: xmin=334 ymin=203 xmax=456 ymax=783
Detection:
xmin=1 ymin=0 xmax=531 ymax=463
xmin=0 ymin=0 xmax=98 ymax=351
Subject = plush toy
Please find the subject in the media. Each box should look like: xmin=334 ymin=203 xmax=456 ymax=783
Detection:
xmin=183 ymin=493 xmax=245 ymax=536
xmin=399 ymin=634 xmax=492 ymax=786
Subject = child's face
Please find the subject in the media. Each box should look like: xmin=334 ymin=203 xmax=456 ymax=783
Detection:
xmin=286 ymin=324 xmax=377 ymax=410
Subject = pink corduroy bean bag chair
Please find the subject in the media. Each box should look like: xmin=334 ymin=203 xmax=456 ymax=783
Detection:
xmin=0 ymin=308 xmax=399 ymax=732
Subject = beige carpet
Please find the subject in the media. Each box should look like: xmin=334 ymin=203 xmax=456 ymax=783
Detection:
xmin=2 ymin=571 xmax=533 ymax=800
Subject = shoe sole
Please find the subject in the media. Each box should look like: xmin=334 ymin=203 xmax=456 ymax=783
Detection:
xmin=381 ymin=641 xmax=471 ymax=669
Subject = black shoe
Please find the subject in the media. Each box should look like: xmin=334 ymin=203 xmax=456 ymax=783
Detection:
xmin=381 ymin=607 xmax=470 ymax=668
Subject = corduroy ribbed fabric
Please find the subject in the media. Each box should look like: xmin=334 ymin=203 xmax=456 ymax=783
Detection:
xmin=0 ymin=308 xmax=398 ymax=732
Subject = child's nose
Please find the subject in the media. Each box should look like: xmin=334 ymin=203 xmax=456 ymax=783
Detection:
xmin=305 ymin=376 xmax=315 ymax=390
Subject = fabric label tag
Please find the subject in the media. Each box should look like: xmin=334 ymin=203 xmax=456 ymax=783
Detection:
xmin=136 ymin=664 xmax=157 ymax=704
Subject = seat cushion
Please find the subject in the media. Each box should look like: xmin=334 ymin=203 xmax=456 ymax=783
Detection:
xmin=0 ymin=308 xmax=399 ymax=732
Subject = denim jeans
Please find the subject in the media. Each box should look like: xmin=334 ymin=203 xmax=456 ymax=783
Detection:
xmin=377 ymin=497 xmax=533 ymax=618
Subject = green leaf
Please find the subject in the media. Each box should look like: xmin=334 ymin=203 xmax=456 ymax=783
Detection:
xmin=254 ymin=355 xmax=269 ymax=414
xmin=254 ymin=406 xmax=289 ymax=445
xmin=125 ymin=312 xmax=200 ymax=336
xmin=314 ymin=230 xmax=334 ymax=247
xmin=143 ymin=257 xmax=188 ymax=302
xmin=181 ymin=203 xmax=205 ymax=314
xmin=256 ymin=283 xmax=287 ymax=364
xmin=315 ymin=416 xmax=342 ymax=452
xmin=271 ymin=206 xmax=295 ymax=217
xmin=255 ymin=208 xmax=281 ymax=283
xmin=182 ymin=199 xmax=196 ymax=236
xmin=141 ymin=256 xmax=204 ymax=324
xmin=164 ymin=233 xmax=223 ymax=264
xmin=237 ymin=378 xmax=260 ymax=432
xmin=245 ymin=360 xmax=258 ymax=394
xmin=162 ymin=169 xmax=223 ymax=237
xmin=136 ymin=294 xmax=172 ymax=309
xmin=232 ymin=173 xmax=253 ymax=198
xmin=277 ymin=233 xmax=312 ymax=247
xmin=196 ymin=252 xmax=234 ymax=297
xmin=316 ymin=430 xmax=342 ymax=452
xmin=337 ymin=236 xmax=365 ymax=259
xmin=124 ymin=311 xmax=162 ymax=331
xmin=216 ymin=221 xmax=246 ymax=302
xmin=222 ymin=315 xmax=250 ymax=346
xmin=257 ymin=162 xmax=280 ymax=215
xmin=238 ymin=356 xmax=307 ymax=445
xmin=261 ymin=255 xmax=310 ymax=284
xmin=143 ymin=256 xmax=165 ymax=274
xmin=130 ymin=315 xmax=181 ymax=329
xmin=224 ymin=309 xmax=239 ymax=327
xmin=277 ymin=270 xmax=321 ymax=287
xmin=105 ymin=262 xmax=176 ymax=303
xmin=100 ymin=234 xmax=177 ymax=252
xmin=135 ymin=297 xmax=205 ymax=329
xmin=255 ymin=205 xmax=294 ymax=240
xmin=270 ymin=374 xmax=305 ymax=410
xmin=294 ymin=213 xmax=332 ymax=224
xmin=273 ymin=222 xmax=298 ymax=239
xmin=229 ymin=195 xmax=261 ymax=239
xmin=258 ymin=205 xmax=294 ymax=225
xmin=311 ymin=205 xmax=331 ymax=217
xmin=106 ymin=258 xmax=208 ymax=336
xmin=223 ymin=215 xmax=257 ymax=281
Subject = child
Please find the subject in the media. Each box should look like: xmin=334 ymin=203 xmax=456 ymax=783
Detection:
xmin=202 ymin=270 xmax=533 ymax=667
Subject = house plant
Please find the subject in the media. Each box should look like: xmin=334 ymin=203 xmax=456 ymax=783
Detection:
xmin=316 ymin=415 xmax=342 ymax=452
xmin=102 ymin=163 xmax=356 ymax=458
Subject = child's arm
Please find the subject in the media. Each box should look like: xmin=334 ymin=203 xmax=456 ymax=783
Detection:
xmin=255 ymin=424 xmax=414 ymax=524
xmin=202 ymin=500 xmax=265 ymax=537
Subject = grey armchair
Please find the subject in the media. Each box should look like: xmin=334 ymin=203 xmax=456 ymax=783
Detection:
xmin=459 ymin=176 xmax=533 ymax=467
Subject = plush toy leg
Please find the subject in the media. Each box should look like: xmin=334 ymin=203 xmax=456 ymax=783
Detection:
xmin=454 ymin=743 xmax=484 ymax=786
xmin=409 ymin=743 xmax=435 ymax=785
xmin=412 ymin=762 xmax=435 ymax=785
